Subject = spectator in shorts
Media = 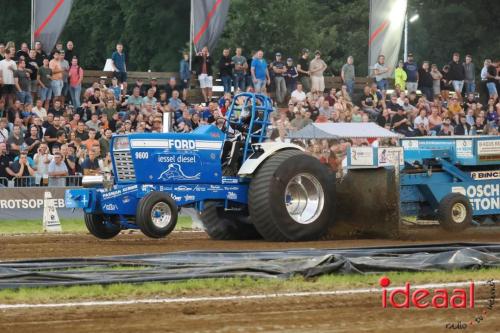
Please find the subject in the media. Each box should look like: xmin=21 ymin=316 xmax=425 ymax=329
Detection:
xmin=111 ymin=43 xmax=127 ymax=91
xmin=48 ymin=152 xmax=68 ymax=186
xmin=38 ymin=58 xmax=52 ymax=110
xmin=251 ymin=50 xmax=270 ymax=94
xmin=179 ymin=52 xmax=191 ymax=101
xmin=484 ymin=59 xmax=499 ymax=100
xmin=49 ymin=50 xmax=64 ymax=104
xmin=309 ymin=51 xmax=327 ymax=94
xmin=14 ymin=59 xmax=32 ymax=105
xmin=403 ymin=53 xmax=418 ymax=93
xmin=448 ymin=52 xmax=465 ymax=101
xmin=194 ymin=46 xmax=213 ymax=103
xmin=0 ymin=49 xmax=17 ymax=107
xmin=372 ymin=55 xmax=391 ymax=95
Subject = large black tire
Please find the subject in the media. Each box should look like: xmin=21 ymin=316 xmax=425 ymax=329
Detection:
xmin=437 ymin=193 xmax=472 ymax=232
xmin=199 ymin=201 xmax=262 ymax=240
xmin=136 ymin=192 xmax=178 ymax=238
xmin=84 ymin=213 xmax=121 ymax=239
xmin=249 ymin=150 xmax=334 ymax=241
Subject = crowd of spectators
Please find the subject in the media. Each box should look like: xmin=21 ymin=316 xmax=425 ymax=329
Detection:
xmin=0 ymin=38 xmax=500 ymax=186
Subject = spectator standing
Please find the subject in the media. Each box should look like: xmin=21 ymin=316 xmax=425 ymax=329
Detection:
xmin=111 ymin=43 xmax=127 ymax=91
xmin=341 ymin=56 xmax=355 ymax=97
xmin=27 ymin=49 xmax=39 ymax=102
xmin=48 ymin=152 xmax=68 ymax=186
xmin=448 ymin=52 xmax=465 ymax=101
xmin=285 ymin=58 xmax=298 ymax=94
xmin=49 ymin=50 xmax=64 ymax=104
xmin=418 ymin=61 xmax=434 ymax=101
xmin=484 ymin=59 xmax=499 ymax=100
xmin=65 ymin=41 xmax=75 ymax=62
xmin=33 ymin=41 xmax=47 ymax=67
xmin=430 ymin=64 xmax=443 ymax=97
xmin=218 ymin=48 xmax=233 ymax=94
xmin=403 ymin=53 xmax=418 ymax=93
xmin=250 ymin=50 xmax=270 ymax=94
xmin=59 ymin=50 xmax=70 ymax=104
xmin=463 ymin=55 xmax=475 ymax=94
xmin=194 ymin=46 xmax=213 ymax=103
xmin=372 ymin=55 xmax=391 ymax=94
xmin=179 ymin=52 xmax=191 ymax=101
xmin=38 ymin=58 xmax=52 ymax=110
xmin=68 ymin=57 xmax=83 ymax=108
xmin=297 ymin=49 xmax=310 ymax=92
xmin=0 ymin=49 xmax=18 ymax=107
xmin=394 ymin=60 xmax=407 ymax=91
xmin=14 ymin=60 xmax=32 ymax=105
xmin=271 ymin=52 xmax=287 ymax=104
xmin=440 ymin=65 xmax=452 ymax=100
xmin=309 ymin=51 xmax=327 ymax=94
xmin=16 ymin=43 xmax=29 ymax=61
xmin=232 ymin=47 xmax=247 ymax=92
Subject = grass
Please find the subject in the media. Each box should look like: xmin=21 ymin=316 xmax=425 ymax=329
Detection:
xmin=0 ymin=267 xmax=497 ymax=304
xmin=0 ymin=216 xmax=193 ymax=235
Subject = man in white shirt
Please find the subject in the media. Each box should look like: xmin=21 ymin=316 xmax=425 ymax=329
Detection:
xmin=48 ymin=152 xmax=68 ymax=187
xmin=291 ymin=83 xmax=306 ymax=103
xmin=0 ymin=49 xmax=18 ymax=107
xmin=32 ymin=99 xmax=47 ymax=120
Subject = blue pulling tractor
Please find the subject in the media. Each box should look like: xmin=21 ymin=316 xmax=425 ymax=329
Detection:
xmin=66 ymin=93 xmax=334 ymax=241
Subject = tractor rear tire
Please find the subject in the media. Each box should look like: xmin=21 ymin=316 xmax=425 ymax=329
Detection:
xmin=437 ymin=193 xmax=472 ymax=232
xmin=249 ymin=150 xmax=334 ymax=241
xmin=84 ymin=213 xmax=121 ymax=239
xmin=199 ymin=201 xmax=262 ymax=240
xmin=136 ymin=192 xmax=178 ymax=238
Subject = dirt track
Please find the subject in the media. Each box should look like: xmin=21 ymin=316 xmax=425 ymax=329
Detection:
xmin=1 ymin=226 xmax=499 ymax=260
xmin=0 ymin=228 xmax=499 ymax=332
xmin=0 ymin=285 xmax=498 ymax=333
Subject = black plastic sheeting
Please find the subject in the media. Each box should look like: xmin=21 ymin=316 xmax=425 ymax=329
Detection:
xmin=1 ymin=243 xmax=499 ymax=289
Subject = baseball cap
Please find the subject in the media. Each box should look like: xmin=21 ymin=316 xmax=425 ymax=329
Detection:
xmin=276 ymin=52 xmax=282 ymax=56
xmin=302 ymin=48 xmax=309 ymax=54
xmin=408 ymin=52 xmax=414 ymax=57
xmin=287 ymin=58 xmax=293 ymax=62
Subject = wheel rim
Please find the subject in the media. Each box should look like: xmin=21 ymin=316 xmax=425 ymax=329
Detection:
xmin=151 ymin=202 xmax=172 ymax=228
xmin=284 ymin=173 xmax=325 ymax=224
xmin=451 ymin=202 xmax=467 ymax=223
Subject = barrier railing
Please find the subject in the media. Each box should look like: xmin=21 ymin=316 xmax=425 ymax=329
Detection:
xmin=0 ymin=176 xmax=83 ymax=188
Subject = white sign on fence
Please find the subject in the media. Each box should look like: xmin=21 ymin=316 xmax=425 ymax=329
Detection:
xmin=43 ymin=191 xmax=62 ymax=232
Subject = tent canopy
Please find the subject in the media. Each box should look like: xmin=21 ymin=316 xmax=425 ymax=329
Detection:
xmin=288 ymin=123 xmax=401 ymax=139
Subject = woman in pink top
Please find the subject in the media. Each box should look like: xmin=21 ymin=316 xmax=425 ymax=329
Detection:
xmin=68 ymin=57 xmax=84 ymax=108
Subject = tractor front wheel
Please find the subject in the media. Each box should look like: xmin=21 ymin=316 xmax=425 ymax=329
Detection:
xmin=84 ymin=213 xmax=121 ymax=239
xmin=136 ymin=192 xmax=178 ymax=238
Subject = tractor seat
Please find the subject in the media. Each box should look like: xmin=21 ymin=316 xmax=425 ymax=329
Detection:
xmin=222 ymin=133 xmax=244 ymax=174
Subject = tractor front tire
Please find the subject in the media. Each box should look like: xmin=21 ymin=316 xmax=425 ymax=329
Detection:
xmin=136 ymin=192 xmax=178 ymax=238
xmin=249 ymin=150 xmax=334 ymax=241
xmin=437 ymin=193 xmax=472 ymax=232
xmin=200 ymin=201 xmax=261 ymax=240
xmin=84 ymin=213 xmax=121 ymax=239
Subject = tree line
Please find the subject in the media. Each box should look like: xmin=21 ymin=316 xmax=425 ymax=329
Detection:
xmin=1 ymin=0 xmax=499 ymax=76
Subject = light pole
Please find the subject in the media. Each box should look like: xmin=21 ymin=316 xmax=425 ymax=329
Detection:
xmin=404 ymin=13 xmax=419 ymax=61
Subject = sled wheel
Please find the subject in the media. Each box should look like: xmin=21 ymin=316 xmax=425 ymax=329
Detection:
xmin=84 ymin=213 xmax=121 ymax=239
xmin=136 ymin=192 xmax=178 ymax=238
xmin=249 ymin=150 xmax=334 ymax=241
xmin=199 ymin=201 xmax=262 ymax=240
xmin=438 ymin=193 xmax=472 ymax=232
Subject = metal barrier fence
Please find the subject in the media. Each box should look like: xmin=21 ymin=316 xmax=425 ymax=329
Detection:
xmin=0 ymin=176 xmax=82 ymax=188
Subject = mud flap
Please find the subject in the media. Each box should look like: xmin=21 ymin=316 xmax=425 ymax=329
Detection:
xmin=326 ymin=168 xmax=400 ymax=239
